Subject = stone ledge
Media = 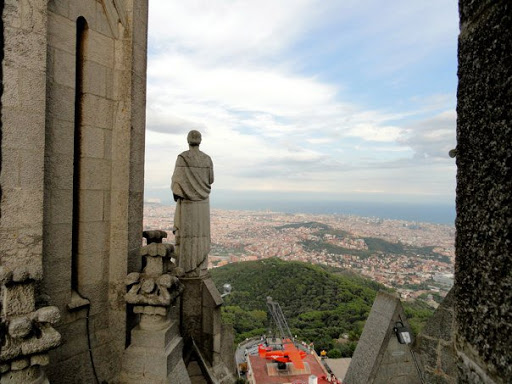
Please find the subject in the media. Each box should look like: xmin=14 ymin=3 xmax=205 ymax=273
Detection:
xmin=66 ymin=290 xmax=90 ymax=311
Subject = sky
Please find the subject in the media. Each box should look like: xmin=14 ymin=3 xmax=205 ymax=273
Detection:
xmin=144 ymin=0 xmax=459 ymax=207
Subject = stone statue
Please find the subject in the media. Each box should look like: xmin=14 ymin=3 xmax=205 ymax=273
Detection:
xmin=171 ymin=130 xmax=214 ymax=277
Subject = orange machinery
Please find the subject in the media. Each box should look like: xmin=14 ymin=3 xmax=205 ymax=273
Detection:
xmin=258 ymin=339 xmax=307 ymax=369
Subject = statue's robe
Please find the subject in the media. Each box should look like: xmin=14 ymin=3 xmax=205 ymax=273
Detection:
xmin=171 ymin=149 xmax=214 ymax=275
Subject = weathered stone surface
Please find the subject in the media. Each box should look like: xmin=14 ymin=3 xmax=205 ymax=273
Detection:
xmin=413 ymin=289 xmax=457 ymax=383
xmin=455 ymin=0 xmax=512 ymax=382
xmin=121 ymin=228 xmax=188 ymax=382
xmin=30 ymin=354 xmax=50 ymax=367
xmin=414 ymin=335 xmax=438 ymax=370
xmin=220 ymin=323 xmax=236 ymax=376
xmin=130 ymin=320 xmax=179 ymax=349
xmin=0 ymin=365 xmax=48 ymax=384
xmin=168 ymin=359 xmax=192 ymax=384
xmin=2 ymin=1 xmax=149 ymax=383
xmin=171 ymin=131 xmax=214 ymax=277
xmin=120 ymin=311 xmax=189 ymax=383
xmin=440 ymin=344 xmax=457 ymax=378
xmin=9 ymin=358 xmax=30 ymax=372
xmin=423 ymin=371 xmax=455 ymax=384
xmin=143 ymin=230 xmax=168 ymax=244
xmin=344 ymin=292 xmax=421 ymax=384
xmin=421 ymin=289 xmax=454 ymax=342
xmin=0 ymin=266 xmax=13 ymax=284
xmin=3 ymin=283 xmax=36 ymax=316
xmin=8 ymin=317 xmax=32 ymax=338
xmin=34 ymin=306 xmax=60 ymax=324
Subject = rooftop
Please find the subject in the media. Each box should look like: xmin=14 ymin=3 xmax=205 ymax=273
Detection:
xmin=247 ymin=352 xmax=334 ymax=384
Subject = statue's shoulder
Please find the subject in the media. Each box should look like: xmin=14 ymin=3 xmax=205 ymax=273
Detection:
xmin=175 ymin=151 xmax=189 ymax=165
xmin=202 ymin=152 xmax=213 ymax=167
xmin=201 ymin=151 xmax=212 ymax=162
xmin=178 ymin=150 xmax=212 ymax=167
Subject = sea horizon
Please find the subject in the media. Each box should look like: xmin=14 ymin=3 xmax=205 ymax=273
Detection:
xmin=145 ymin=195 xmax=455 ymax=226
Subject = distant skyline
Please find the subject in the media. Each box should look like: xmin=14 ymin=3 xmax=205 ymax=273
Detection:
xmin=144 ymin=1 xmax=459 ymax=206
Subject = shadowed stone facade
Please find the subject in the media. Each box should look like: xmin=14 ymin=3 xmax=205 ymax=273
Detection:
xmin=1 ymin=0 xmax=148 ymax=382
xmin=413 ymin=289 xmax=457 ymax=383
xmin=455 ymin=0 xmax=512 ymax=382
xmin=344 ymin=292 xmax=422 ymax=384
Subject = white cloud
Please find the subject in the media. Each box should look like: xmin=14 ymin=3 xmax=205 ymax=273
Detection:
xmin=399 ymin=110 xmax=456 ymax=160
xmin=145 ymin=0 xmax=458 ymax=202
xmin=148 ymin=55 xmax=337 ymax=116
xmin=346 ymin=124 xmax=402 ymax=143
xmin=148 ymin=0 xmax=318 ymax=61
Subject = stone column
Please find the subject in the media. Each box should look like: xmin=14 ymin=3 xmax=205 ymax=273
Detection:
xmin=0 ymin=267 xmax=61 ymax=384
xmin=1 ymin=1 xmax=61 ymax=382
xmin=119 ymin=230 xmax=190 ymax=384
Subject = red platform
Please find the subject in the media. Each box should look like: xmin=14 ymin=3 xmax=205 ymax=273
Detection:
xmin=247 ymin=352 xmax=334 ymax=384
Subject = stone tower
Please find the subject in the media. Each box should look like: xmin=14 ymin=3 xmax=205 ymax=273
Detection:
xmin=1 ymin=1 xmax=148 ymax=382
xmin=454 ymin=0 xmax=512 ymax=382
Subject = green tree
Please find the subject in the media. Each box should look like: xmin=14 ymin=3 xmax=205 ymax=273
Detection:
xmin=327 ymin=349 xmax=342 ymax=358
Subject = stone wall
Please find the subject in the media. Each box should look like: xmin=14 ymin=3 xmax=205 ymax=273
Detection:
xmin=43 ymin=1 xmax=148 ymax=382
xmin=220 ymin=323 xmax=236 ymax=376
xmin=413 ymin=289 xmax=457 ymax=383
xmin=1 ymin=0 xmax=48 ymax=290
xmin=1 ymin=1 xmax=148 ymax=382
xmin=1 ymin=1 xmax=62 ymax=382
xmin=455 ymin=0 xmax=512 ymax=382
xmin=344 ymin=292 xmax=422 ymax=384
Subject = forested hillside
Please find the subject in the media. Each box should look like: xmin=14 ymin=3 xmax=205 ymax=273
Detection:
xmin=211 ymin=258 xmax=433 ymax=357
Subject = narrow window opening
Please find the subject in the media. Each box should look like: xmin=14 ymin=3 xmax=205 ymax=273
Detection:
xmin=71 ymin=17 xmax=88 ymax=293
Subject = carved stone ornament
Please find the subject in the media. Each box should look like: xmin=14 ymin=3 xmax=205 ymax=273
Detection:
xmin=125 ymin=231 xmax=184 ymax=330
xmin=0 ymin=266 xmax=62 ymax=379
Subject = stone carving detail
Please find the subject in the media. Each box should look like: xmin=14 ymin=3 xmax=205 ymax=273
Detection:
xmin=125 ymin=230 xmax=184 ymax=330
xmin=0 ymin=266 xmax=61 ymax=380
xmin=125 ymin=271 xmax=179 ymax=307
xmin=120 ymin=230 xmax=190 ymax=383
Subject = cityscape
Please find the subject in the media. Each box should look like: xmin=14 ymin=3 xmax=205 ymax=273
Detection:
xmin=144 ymin=203 xmax=455 ymax=307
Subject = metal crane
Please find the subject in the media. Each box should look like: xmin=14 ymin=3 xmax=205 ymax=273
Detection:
xmin=263 ymin=296 xmax=306 ymax=370
xmin=266 ymin=296 xmax=293 ymax=342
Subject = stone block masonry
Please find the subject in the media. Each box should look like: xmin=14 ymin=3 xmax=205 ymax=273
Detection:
xmin=0 ymin=1 xmax=62 ymax=380
xmin=1 ymin=0 xmax=148 ymax=382
xmin=344 ymin=292 xmax=422 ymax=384
xmin=413 ymin=289 xmax=457 ymax=383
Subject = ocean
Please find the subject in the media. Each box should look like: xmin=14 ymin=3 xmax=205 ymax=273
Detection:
xmin=211 ymin=199 xmax=455 ymax=225
xmin=144 ymin=188 xmax=456 ymax=225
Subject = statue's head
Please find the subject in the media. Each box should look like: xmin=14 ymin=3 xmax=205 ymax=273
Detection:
xmin=187 ymin=130 xmax=202 ymax=146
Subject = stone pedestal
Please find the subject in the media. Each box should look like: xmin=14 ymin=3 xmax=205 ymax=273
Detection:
xmin=119 ymin=309 xmax=190 ymax=384
xmin=119 ymin=230 xmax=190 ymax=384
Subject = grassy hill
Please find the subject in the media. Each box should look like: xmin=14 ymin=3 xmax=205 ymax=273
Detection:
xmin=211 ymin=258 xmax=433 ymax=356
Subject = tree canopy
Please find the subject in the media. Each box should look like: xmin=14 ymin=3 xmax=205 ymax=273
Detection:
xmin=211 ymin=258 xmax=433 ymax=355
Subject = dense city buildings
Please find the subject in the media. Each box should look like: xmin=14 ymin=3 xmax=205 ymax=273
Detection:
xmin=144 ymin=203 xmax=454 ymax=306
